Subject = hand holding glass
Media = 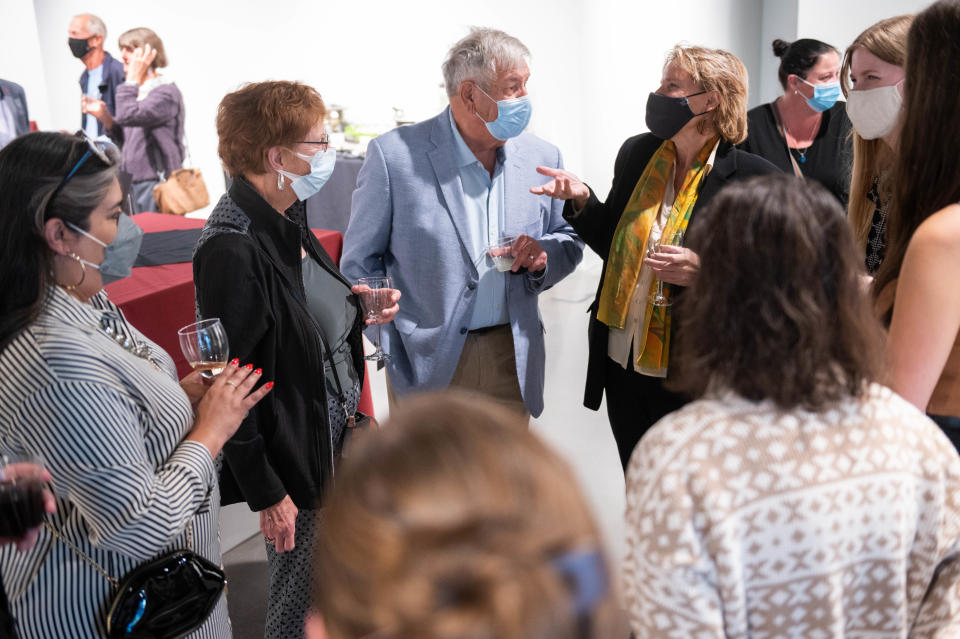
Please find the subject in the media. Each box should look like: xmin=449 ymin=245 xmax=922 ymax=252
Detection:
xmin=178 ymin=318 xmax=230 ymax=378
xmin=357 ymin=277 xmax=394 ymax=365
xmin=648 ymin=230 xmax=685 ymax=307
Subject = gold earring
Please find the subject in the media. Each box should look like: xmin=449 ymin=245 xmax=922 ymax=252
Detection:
xmin=59 ymin=253 xmax=87 ymax=291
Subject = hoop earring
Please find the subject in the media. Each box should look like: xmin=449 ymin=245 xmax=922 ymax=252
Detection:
xmin=277 ymin=173 xmax=285 ymax=191
xmin=58 ymin=253 xmax=87 ymax=291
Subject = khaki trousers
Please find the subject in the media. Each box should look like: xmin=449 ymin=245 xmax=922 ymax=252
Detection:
xmin=387 ymin=324 xmax=529 ymax=419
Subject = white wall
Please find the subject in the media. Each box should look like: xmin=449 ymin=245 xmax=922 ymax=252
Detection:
xmin=0 ymin=0 xmax=53 ymax=128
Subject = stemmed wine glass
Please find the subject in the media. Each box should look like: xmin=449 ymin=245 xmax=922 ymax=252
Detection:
xmin=357 ymin=276 xmax=394 ymax=367
xmin=647 ymin=230 xmax=685 ymax=307
xmin=178 ymin=318 xmax=230 ymax=378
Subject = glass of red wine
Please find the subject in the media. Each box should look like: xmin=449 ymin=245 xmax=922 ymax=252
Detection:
xmin=0 ymin=454 xmax=49 ymax=539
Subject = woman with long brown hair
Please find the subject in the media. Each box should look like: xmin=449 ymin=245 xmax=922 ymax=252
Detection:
xmin=841 ymin=15 xmax=912 ymax=274
xmin=624 ymin=174 xmax=960 ymax=638
xmin=879 ymin=0 xmax=960 ymax=448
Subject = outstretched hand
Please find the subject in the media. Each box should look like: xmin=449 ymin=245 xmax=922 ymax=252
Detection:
xmin=530 ymin=166 xmax=589 ymax=210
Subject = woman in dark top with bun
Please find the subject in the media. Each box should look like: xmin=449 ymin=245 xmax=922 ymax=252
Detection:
xmin=740 ymin=38 xmax=852 ymax=207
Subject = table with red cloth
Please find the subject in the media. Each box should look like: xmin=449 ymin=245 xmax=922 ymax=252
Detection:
xmin=104 ymin=212 xmax=374 ymax=416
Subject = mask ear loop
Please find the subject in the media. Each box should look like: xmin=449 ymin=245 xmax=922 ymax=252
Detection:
xmin=59 ymin=253 xmax=87 ymax=291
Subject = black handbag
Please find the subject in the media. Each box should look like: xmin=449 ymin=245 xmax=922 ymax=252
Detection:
xmin=44 ymin=521 xmax=226 ymax=638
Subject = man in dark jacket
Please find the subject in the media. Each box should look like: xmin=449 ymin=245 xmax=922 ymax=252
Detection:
xmin=69 ymin=13 xmax=124 ymax=145
xmin=0 ymin=79 xmax=30 ymax=149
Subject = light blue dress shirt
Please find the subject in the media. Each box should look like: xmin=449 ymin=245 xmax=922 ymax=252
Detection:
xmin=447 ymin=109 xmax=509 ymax=330
xmin=84 ymin=64 xmax=103 ymax=138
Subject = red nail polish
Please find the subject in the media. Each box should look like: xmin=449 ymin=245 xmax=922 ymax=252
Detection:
xmin=230 ymin=358 xmax=239 ymax=365
xmin=265 ymin=381 xmax=274 ymax=390
xmin=245 ymin=363 xmax=253 ymax=370
xmin=254 ymin=368 xmax=262 ymax=376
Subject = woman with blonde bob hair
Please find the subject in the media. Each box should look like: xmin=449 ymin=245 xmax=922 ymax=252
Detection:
xmin=531 ymin=44 xmax=779 ymax=468
xmin=309 ymin=391 xmax=618 ymax=639
xmin=841 ymin=15 xmax=913 ymax=273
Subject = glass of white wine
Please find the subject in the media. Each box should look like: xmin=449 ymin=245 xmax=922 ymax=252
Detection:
xmin=178 ymin=318 xmax=229 ymax=378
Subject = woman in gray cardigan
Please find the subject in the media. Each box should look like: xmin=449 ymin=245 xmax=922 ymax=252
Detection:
xmin=83 ymin=27 xmax=185 ymax=213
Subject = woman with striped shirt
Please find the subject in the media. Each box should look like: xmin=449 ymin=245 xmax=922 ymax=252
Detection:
xmin=0 ymin=131 xmax=272 ymax=638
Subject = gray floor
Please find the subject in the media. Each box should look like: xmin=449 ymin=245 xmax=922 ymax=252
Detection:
xmin=222 ymin=253 xmax=629 ymax=638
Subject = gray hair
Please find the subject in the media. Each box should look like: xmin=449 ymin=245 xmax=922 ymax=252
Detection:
xmin=441 ymin=27 xmax=531 ymax=97
xmin=33 ymin=142 xmax=121 ymax=233
xmin=76 ymin=13 xmax=107 ymax=39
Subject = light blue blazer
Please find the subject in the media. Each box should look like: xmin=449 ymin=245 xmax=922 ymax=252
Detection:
xmin=341 ymin=108 xmax=583 ymax=417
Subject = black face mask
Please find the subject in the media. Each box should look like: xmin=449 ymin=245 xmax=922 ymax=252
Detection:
xmin=69 ymin=37 xmax=92 ymax=59
xmin=644 ymin=90 xmax=707 ymax=139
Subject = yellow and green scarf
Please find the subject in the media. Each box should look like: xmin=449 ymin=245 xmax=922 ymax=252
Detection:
xmin=597 ymin=137 xmax=717 ymax=371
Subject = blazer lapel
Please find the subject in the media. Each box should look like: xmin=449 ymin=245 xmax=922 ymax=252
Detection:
xmin=502 ymin=139 xmax=530 ymax=237
xmin=691 ymin=142 xmax=738 ymax=225
xmin=427 ymin=111 xmax=478 ymax=275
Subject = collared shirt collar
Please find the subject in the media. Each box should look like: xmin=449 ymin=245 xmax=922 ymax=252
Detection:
xmin=447 ymin=108 xmax=504 ymax=168
xmin=41 ymin=285 xmax=118 ymax=332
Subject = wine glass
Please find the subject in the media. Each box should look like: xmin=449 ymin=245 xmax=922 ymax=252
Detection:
xmin=178 ymin=318 xmax=229 ymax=378
xmin=648 ymin=230 xmax=685 ymax=307
xmin=357 ymin=276 xmax=394 ymax=367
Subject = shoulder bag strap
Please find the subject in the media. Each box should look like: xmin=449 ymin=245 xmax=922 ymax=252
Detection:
xmin=143 ymin=129 xmax=169 ymax=182
xmin=770 ymin=102 xmax=805 ymax=179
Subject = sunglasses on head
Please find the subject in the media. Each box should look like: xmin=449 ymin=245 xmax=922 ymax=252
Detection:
xmin=48 ymin=131 xmax=114 ymax=203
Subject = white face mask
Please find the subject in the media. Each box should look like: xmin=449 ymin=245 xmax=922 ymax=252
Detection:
xmin=845 ymin=82 xmax=903 ymax=140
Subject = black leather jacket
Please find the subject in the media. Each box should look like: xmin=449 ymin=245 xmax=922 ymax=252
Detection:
xmin=193 ymin=177 xmax=365 ymax=511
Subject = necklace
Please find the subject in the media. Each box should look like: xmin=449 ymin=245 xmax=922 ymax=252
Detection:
xmin=780 ymin=110 xmax=821 ymax=164
xmin=99 ymin=316 xmax=162 ymax=371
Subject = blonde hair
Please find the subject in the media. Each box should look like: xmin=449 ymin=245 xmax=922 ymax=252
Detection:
xmin=840 ymin=15 xmax=913 ymax=250
xmin=312 ymin=392 xmax=616 ymax=639
xmin=118 ymin=27 xmax=168 ymax=69
xmin=666 ymin=44 xmax=749 ymax=144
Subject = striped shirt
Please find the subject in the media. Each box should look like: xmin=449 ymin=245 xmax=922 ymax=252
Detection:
xmin=0 ymin=286 xmax=229 ymax=638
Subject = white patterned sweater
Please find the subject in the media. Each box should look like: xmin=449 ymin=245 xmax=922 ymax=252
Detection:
xmin=624 ymin=383 xmax=960 ymax=638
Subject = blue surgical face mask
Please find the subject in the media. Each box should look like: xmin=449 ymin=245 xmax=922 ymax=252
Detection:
xmin=277 ymin=148 xmax=336 ymax=201
xmin=474 ymin=86 xmax=532 ymax=141
xmin=67 ymin=214 xmax=144 ymax=284
xmin=798 ymin=77 xmax=842 ymax=112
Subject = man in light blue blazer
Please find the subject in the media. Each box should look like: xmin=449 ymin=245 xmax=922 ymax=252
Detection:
xmin=341 ymin=27 xmax=583 ymax=418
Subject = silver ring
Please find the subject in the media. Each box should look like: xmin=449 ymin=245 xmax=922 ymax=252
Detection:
xmin=224 ymin=381 xmax=237 ymax=387
xmin=528 ymin=254 xmax=535 ymax=260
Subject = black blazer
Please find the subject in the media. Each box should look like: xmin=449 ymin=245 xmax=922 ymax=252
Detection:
xmin=564 ymin=133 xmax=781 ymax=410
xmin=193 ymin=177 xmax=365 ymax=511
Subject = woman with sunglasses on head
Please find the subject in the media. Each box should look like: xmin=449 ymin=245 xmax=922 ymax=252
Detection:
xmin=532 ymin=44 xmax=779 ymax=470
xmin=739 ymin=38 xmax=852 ymax=207
xmin=841 ymin=15 xmax=913 ymax=275
xmin=879 ymin=0 xmax=960 ymax=451
xmin=194 ymin=81 xmax=399 ymax=639
xmin=0 ymin=131 xmax=271 ymax=638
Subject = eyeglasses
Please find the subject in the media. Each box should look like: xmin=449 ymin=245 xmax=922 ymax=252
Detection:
xmin=297 ymin=138 xmax=331 ymax=152
xmin=49 ymin=131 xmax=113 ymax=203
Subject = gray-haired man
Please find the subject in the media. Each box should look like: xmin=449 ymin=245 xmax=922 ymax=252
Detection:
xmin=69 ymin=13 xmax=124 ymax=143
xmin=342 ymin=27 xmax=583 ymax=418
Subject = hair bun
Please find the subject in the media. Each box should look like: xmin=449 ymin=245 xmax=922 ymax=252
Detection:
xmin=772 ymin=39 xmax=791 ymax=57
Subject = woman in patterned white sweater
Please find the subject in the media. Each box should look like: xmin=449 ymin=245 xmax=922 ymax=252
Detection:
xmin=624 ymin=174 xmax=960 ymax=638
xmin=0 ymin=132 xmax=272 ymax=638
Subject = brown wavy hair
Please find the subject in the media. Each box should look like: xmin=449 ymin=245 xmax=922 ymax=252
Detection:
xmin=312 ymin=391 xmax=617 ymax=639
xmin=872 ymin=0 xmax=960 ymax=314
xmin=668 ymin=175 xmax=883 ymax=409
xmin=216 ymin=81 xmax=325 ymax=179
xmin=840 ymin=15 xmax=913 ymax=252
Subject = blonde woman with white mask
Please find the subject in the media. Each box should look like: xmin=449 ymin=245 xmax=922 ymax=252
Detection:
xmin=841 ymin=15 xmax=913 ymax=274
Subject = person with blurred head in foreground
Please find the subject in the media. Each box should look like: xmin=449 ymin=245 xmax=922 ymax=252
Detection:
xmin=623 ymin=174 xmax=960 ymax=638
xmin=307 ymin=391 xmax=619 ymax=639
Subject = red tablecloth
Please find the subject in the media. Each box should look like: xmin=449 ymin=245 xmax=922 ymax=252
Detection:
xmin=105 ymin=212 xmax=373 ymax=416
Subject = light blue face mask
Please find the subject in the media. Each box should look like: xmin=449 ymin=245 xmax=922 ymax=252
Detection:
xmin=474 ymin=86 xmax=532 ymax=140
xmin=798 ymin=78 xmax=842 ymax=112
xmin=67 ymin=214 xmax=144 ymax=284
xmin=277 ymin=148 xmax=336 ymax=201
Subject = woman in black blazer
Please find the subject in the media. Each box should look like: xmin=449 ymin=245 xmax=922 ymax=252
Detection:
xmin=534 ymin=44 xmax=780 ymax=469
